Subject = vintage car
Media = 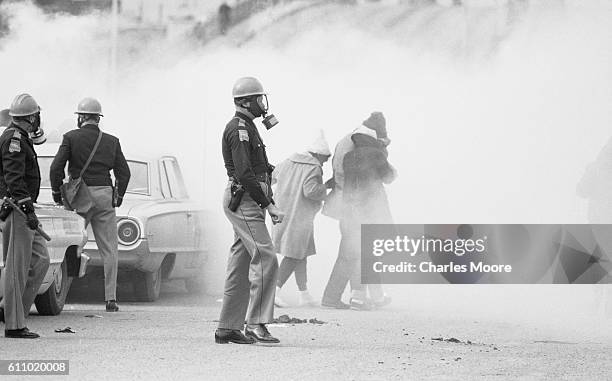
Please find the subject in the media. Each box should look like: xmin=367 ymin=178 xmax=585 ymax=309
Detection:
xmin=36 ymin=143 xmax=208 ymax=301
xmin=0 ymin=181 xmax=88 ymax=317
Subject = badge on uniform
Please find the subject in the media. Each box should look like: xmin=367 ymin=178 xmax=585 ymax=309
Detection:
xmin=9 ymin=139 xmax=20 ymax=153
xmin=238 ymin=130 xmax=249 ymax=142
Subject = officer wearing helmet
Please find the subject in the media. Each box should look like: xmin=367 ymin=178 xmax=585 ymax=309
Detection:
xmin=215 ymin=77 xmax=285 ymax=344
xmin=50 ymin=97 xmax=130 ymax=312
xmin=0 ymin=93 xmax=50 ymax=338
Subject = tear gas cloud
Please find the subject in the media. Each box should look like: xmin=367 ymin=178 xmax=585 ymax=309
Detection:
xmin=0 ymin=0 xmax=611 ymax=324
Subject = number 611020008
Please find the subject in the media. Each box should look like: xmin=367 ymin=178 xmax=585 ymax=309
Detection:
xmin=1 ymin=360 xmax=69 ymax=375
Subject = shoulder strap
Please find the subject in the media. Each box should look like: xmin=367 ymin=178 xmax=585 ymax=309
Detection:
xmin=79 ymin=130 xmax=103 ymax=178
xmin=10 ymin=128 xmax=21 ymax=140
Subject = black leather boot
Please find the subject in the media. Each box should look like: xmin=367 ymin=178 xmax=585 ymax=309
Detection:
xmin=244 ymin=324 xmax=280 ymax=344
xmin=215 ymin=329 xmax=255 ymax=344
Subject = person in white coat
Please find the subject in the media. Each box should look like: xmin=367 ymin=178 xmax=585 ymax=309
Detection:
xmin=271 ymin=131 xmax=331 ymax=307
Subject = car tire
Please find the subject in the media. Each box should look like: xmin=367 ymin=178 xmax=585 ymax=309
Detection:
xmin=133 ymin=266 xmax=162 ymax=302
xmin=35 ymin=260 xmax=72 ymax=316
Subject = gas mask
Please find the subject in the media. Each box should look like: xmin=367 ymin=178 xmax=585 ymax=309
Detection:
xmin=30 ymin=126 xmax=47 ymax=145
xmin=28 ymin=113 xmax=46 ymax=145
xmin=249 ymin=95 xmax=279 ymax=130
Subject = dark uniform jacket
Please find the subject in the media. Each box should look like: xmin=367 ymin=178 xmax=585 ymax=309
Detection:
xmin=50 ymin=124 xmax=131 ymax=197
xmin=222 ymin=112 xmax=273 ymax=208
xmin=0 ymin=124 xmax=41 ymax=203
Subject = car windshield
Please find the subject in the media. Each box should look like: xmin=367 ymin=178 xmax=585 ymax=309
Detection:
xmin=38 ymin=157 xmax=149 ymax=195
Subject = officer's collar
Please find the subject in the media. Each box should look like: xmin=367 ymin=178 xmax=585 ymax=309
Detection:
xmin=80 ymin=122 xmax=100 ymax=130
xmin=235 ymin=111 xmax=256 ymax=129
xmin=9 ymin=122 xmax=30 ymax=137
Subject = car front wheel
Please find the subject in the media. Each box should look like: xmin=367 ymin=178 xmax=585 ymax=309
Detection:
xmin=133 ymin=266 xmax=162 ymax=302
xmin=35 ymin=260 xmax=72 ymax=316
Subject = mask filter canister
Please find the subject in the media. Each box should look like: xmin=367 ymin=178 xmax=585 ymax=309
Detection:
xmin=30 ymin=127 xmax=47 ymax=145
xmin=262 ymin=114 xmax=279 ymax=130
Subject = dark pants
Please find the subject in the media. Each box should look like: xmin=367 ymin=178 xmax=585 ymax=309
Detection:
xmin=322 ymin=219 xmax=385 ymax=303
xmin=322 ymin=219 xmax=360 ymax=303
xmin=277 ymin=257 xmax=307 ymax=291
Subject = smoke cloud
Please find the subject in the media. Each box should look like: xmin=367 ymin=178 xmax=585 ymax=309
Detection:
xmin=1 ymin=0 xmax=611 ymax=323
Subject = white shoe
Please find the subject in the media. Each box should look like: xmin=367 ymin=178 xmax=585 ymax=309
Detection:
xmin=274 ymin=287 xmax=289 ymax=308
xmin=298 ymin=291 xmax=318 ymax=307
xmin=274 ymin=295 xmax=289 ymax=308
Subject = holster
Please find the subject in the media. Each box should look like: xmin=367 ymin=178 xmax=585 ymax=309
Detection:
xmin=0 ymin=200 xmax=13 ymax=222
xmin=228 ymin=182 xmax=245 ymax=212
xmin=112 ymin=185 xmax=118 ymax=207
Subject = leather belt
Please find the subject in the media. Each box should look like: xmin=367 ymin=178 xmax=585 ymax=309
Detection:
xmin=229 ymin=173 xmax=269 ymax=183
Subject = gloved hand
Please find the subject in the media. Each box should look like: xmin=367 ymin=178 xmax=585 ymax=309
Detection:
xmin=25 ymin=212 xmax=40 ymax=231
xmin=325 ymin=177 xmax=336 ymax=189
xmin=52 ymin=191 xmax=63 ymax=205
xmin=113 ymin=196 xmax=123 ymax=208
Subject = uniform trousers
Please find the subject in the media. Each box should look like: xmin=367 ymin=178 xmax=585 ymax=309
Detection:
xmin=78 ymin=186 xmax=118 ymax=301
xmin=1 ymin=211 xmax=50 ymax=330
xmin=218 ymin=183 xmax=278 ymax=330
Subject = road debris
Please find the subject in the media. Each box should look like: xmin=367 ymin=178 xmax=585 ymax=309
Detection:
xmin=84 ymin=314 xmax=103 ymax=318
xmin=272 ymin=315 xmax=326 ymax=324
xmin=430 ymin=336 xmax=499 ymax=350
xmin=432 ymin=337 xmax=462 ymax=343
xmin=55 ymin=327 xmax=76 ymax=333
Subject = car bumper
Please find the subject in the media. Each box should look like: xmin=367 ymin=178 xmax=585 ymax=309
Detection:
xmin=83 ymin=239 xmax=206 ymax=278
xmin=84 ymin=239 xmax=155 ymax=270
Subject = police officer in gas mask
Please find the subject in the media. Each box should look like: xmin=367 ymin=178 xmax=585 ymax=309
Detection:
xmin=216 ymin=77 xmax=285 ymax=345
xmin=0 ymin=94 xmax=50 ymax=338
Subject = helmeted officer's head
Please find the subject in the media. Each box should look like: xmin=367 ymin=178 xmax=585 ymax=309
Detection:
xmin=232 ymin=77 xmax=268 ymax=118
xmin=9 ymin=93 xmax=41 ymax=134
xmin=75 ymin=97 xmax=104 ymax=128
xmin=232 ymin=77 xmax=279 ymax=129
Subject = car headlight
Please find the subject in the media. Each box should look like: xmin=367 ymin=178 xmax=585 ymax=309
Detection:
xmin=117 ymin=219 xmax=141 ymax=246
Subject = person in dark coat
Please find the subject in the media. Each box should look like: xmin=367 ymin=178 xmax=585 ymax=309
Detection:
xmin=216 ymin=77 xmax=285 ymax=345
xmin=0 ymin=93 xmax=49 ymax=339
xmin=322 ymin=113 xmax=396 ymax=311
xmin=50 ymin=97 xmax=130 ymax=312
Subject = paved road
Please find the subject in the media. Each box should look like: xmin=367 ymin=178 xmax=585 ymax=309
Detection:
xmin=1 ymin=281 xmax=611 ymax=380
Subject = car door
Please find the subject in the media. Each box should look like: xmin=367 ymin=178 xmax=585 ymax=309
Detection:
xmin=146 ymin=157 xmax=199 ymax=254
